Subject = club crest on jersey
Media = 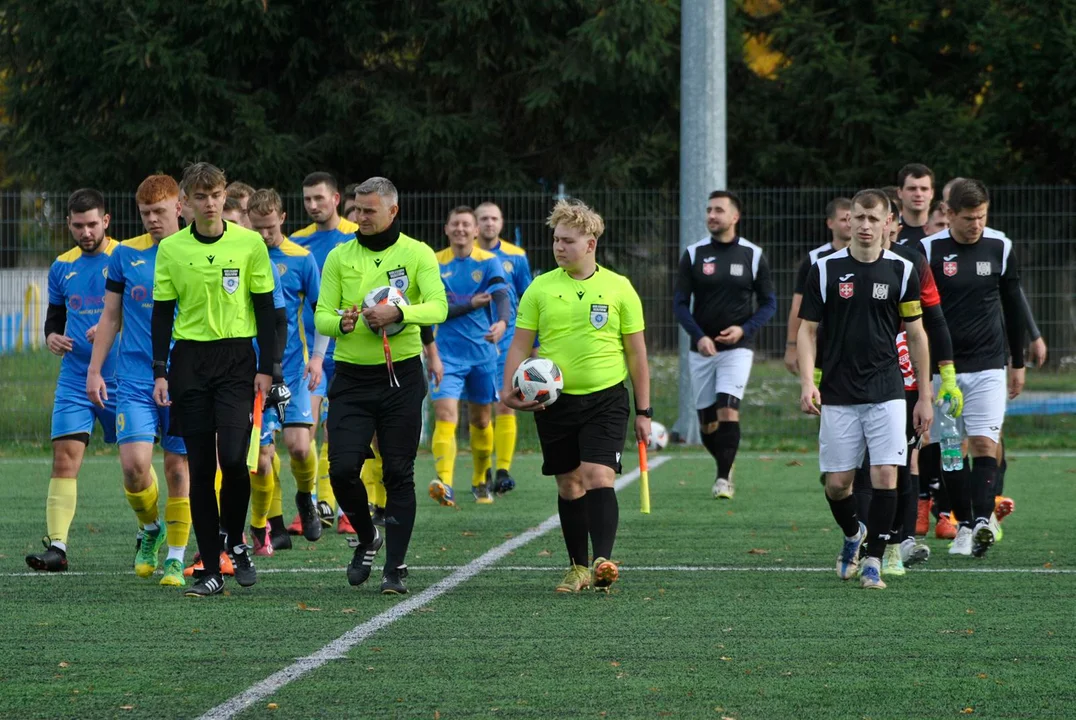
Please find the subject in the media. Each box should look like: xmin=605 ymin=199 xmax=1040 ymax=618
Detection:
xmin=729 ymin=263 xmax=744 ymax=277
xmin=503 ymin=260 xmax=514 ymax=274
xmin=472 ymin=270 xmax=483 ymax=283
xmin=276 ymin=262 xmax=287 ymax=276
xmin=590 ymin=303 xmax=609 ymax=329
xmin=976 ymin=261 xmax=991 ymax=276
xmin=943 ymin=260 xmax=957 ymax=277
xmin=387 ymin=267 xmax=409 ymax=292
xmin=222 ymin=268 xmax=240 ymax=294
xmin=702 ymin=262 xmax=715 ymax=275
xmin=872 ymin=283 xmax=889 ymax=300
xmin=839 ymin=281 xmax=854 ymax=299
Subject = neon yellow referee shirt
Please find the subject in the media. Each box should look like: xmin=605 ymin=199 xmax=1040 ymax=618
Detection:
xmin=152 ymin=222 xmax=275 ymax=341
xmin=516 ymin=265 xmax=645 ymax=395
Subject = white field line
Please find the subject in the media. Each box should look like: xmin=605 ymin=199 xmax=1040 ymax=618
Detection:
xmin=195 ymin=456 xmax=669 ymax=720
xmin=7 ymin=564 xmax=1075 ymax=579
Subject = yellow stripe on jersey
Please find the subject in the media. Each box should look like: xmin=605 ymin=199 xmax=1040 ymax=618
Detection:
xmin=56 ymin=239 xmax=119 ymax=263
xmin=278 ymin=238 xmax=312 ymax=257
xmin=494 ymin=239 xmax=527 ymax=257
xmin=290 ymin=218 xmax=359 ymax=238
xmin=297 ymin=291 xmax=310 ymax=363
xmin=435 ymin=245 xmax=497 ymax=264
xmin=122 ymin=234 xmax=155 ymax=250
xmin=899 ymin=300 xmax=922 ymax=319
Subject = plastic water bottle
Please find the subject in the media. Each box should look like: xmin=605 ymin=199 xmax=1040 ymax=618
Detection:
xmin=936 ymin=401 xmax=964 ymax=472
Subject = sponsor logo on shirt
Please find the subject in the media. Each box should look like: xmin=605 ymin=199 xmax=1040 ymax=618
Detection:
xmin=388 ymin=267 xmax=409 ymax=292
xmin=130 ymin=285 xmax=148 ymax=302
xmin=729 ymin=263 xmax=744 ymax=277
xmin=839 ymin=282 xmax=854 ymax=299
xmin=976 ymin=261 xmax=991 ymax=276
xmin=222 ymin=268 xmax=240 ymax=294
xmin=590 ymin=303 xmax=609 ymax=329
xmin=872 ymin=283 xmax=889 ymax=300
xmin=702 ymin=262 xmax=715 ymax=275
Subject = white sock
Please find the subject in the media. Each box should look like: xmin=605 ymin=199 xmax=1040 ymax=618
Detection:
xmin=143 ymin=521 xmax=160 ymax=533
xmin=51 ymin=540 xmax=67 ymax=552
xmin=166 ymin=546 xmax=185 ymax=562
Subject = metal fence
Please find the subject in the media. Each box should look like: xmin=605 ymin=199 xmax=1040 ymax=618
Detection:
xmin=2 ymin=187 xmax=1074 ymax=445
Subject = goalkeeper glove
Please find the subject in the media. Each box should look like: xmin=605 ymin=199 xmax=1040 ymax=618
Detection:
xmin=268 ymin=381 xmax=292 ymax=422
xmin=934 ymin=363 xmax=963 ymax=417
xmin=813 ymin=367 xmax=823 ymax=387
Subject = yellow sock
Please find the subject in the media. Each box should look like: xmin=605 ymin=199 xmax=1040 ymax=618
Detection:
xmin=433 ymin=420 xmax=457 ymax=487
xmin=494 ymin=415 xmax=517 ymax=472
xmin=124 ymin=468 xmax=160 ymax=527
xmin=164 ymin=497 xmax=191 ymax=549
xmin=214 ymin=466 xmax=222 ymax=512
xmin=470 ymin=423 xmax=494 ymax=487
xmin=269 ymin=453 xmax=283 ymax=518
xmin=291 ymin=438 xmax=318 ymax=494
xmin=317 ymin=438 xmax=335 ymax=511
xmin=371 ymin=450 xmax=387 ymax=507
xmin=250 ymin=456 xmax=275 ymax=529
xmin=45 ymin=477 xmax=77 ymax=545
xmin=361 ymin=446 xmax=385 ymax=507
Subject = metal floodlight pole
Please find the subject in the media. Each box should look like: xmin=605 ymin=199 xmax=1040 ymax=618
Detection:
xmin=674 ymin=0 xmax=726 ymax=446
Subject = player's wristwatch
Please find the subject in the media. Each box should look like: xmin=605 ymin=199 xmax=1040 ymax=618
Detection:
xmin=636 ymin=406 xmax=654 ymax=418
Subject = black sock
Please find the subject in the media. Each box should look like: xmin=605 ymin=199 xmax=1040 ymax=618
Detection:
xmin=701 ymin=428 xmax=721 ymax=463
xmin=904 ymin=473 xmax=920 ymax=541
xmin=250 ymin=524 xmax=267 ymax=545
xmin=826 ymin=493 xmax=860 ymax=538
xmin=268 ymin=515 xmax=286 ymax=534
xmin=866 ymin=488 xmax=898 ymax=559
xmin=942 ymin=461 xmax=972 ymax=528
xmin=971 ymin=456 xmax=999 ymax=524
xmin=328 ymin=453 xmax=375 ymax=544
xmin=185 ymin=432 xmax=222 ymax=574
xmin=584 ymin=487 xmax=619 ymax=560
xmin=853 ymin=458 xmax=873 ymax=525
xmin=558 ymin=495 xmax=589 ymax=567
xmin=296 ymin=490 xmax=313 ymax=507
xmin=919 ymin=442 xmax=940 ymax=501
xmin=383 ymin=484 xmax=416 ymax=570
xmin=997 ymin=448 xmax=1007 ymax=496
xmin=714 ymin=422 xmax=741 ymax=479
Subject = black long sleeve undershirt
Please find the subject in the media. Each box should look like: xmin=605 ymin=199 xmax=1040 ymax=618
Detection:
xmin=44 ymin=303 xmax=67 ymax=339
xmin=491 ymin=288 xmax=511 ymax=324
xmin=1018 ymin=287 xmax=1041 ymax=342
xmin=251 ymin=291 xmax=276 ymax=375
xmin=921 ymin=303 xmax=954 ymax=366
xmin=151 ymin=299 xmax=177 ymax=378
xmin=1000 ymin=280 xmax=1027 ymax=370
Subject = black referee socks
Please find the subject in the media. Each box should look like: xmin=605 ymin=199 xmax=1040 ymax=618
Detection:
xmin=557 ymin=495 xmax=589 ymax=567
xmin=585 ymin=487 xmax=619 ymax=561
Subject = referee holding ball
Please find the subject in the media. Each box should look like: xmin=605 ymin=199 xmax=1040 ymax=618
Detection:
xmin=502 ymin=199 xmax=651 ymax=595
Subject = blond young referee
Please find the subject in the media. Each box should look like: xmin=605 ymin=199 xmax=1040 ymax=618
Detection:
xmin=502 ymin=199 xmax=651 ymax=594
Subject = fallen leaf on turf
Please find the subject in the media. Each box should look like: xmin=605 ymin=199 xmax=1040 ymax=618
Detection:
xmin=960 ymin=708 xmax=974 ymax=714
xmin=418 ymin=607 xmax=435 ymax=613
xmin=366 ymin=666 xmax=375 ymax=671
xmin=267 ymin=703 xmax=278 ymax=710
xmin=461 ymin=531 xmax=475 ymax=537
xmin=297 ymin=602 xmax=321 ymax=611
xmin=759 ymin=456 xmax=772 ymax=461
xmin=1044 ymin=562 xmax=1053 ymax=568
xmin=966 ymin=609 xmax=975 ymax=614
xmin=440 ymin=546 xmax=447 ymax=551
xmin=119 ymin=706 xmax=134 ymax=711
xmin=678 ymin=481 xmax=687 ymax=486
xmin=59 ymin=662 xmax=69 ymax=668
xmin=977 ymin=673 xmax=988 ymax=679
xmin=537 ymin=549 xmax=552 ymax=557
xmin=748 ymin=548 xmax=769 ymax=555
xmin=504 ymin=533 xmax=514 ymax=538
xmin=785 ymin=460 xmax=803 ymax=467
xmin=342 ymin=608 xmax=356 ymax=614
xmin=372 ymin=647 xmax=382 ymax=652
xmin=434 ymin=711 xmax=441 ymax=719
xmin=611 ymin=661 xmax=620 ymax=667
xmin=720 ymin=656 xmax=732 ymax=661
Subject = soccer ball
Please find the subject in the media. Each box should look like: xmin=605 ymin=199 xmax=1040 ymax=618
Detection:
xmin=512 ymin=357 xmax=564 ymax=407
xmin=649 ymin=420 xmax=669 ymax=451
xmin=361 ymin=286 xmax=409 ymax=337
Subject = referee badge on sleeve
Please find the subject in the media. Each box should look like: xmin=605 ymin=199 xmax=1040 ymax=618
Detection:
xmin=222 ymin=268 xmax=240 ymax=294
xmin=590 ymin=303 xmax=609 ymax=329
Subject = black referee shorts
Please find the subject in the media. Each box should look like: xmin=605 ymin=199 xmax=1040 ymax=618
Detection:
xmin=534 ymin=383 xmax=629 ymax=476
xmin=168 ymin=339 xmax=256 ymax=437
xmin=326 ymin=356 xmax=426 ymax=464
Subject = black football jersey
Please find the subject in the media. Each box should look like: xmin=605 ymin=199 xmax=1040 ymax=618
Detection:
xmin=674 ymin=236 xmax=774 ymax=352
xmin=800 ymin=248 xmax=922 ymax=405
xmin=916 ymin=228 xmax=1025 ymax=372
xmin=794 ymin=242 xmax=841 ymax=295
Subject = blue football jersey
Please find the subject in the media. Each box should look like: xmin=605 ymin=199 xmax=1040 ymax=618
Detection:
xmin=435 ymin=246 xmax=507 ymax=365
xmin=107 ymin=234 xmax=160 ymax=384
xmin=268 ymin=239 xmax=321 ymax=380
xmin=486 ymin=239 xmax=532 ymax=326
xmin=48 ymin=240 xmax=121 ymax=382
